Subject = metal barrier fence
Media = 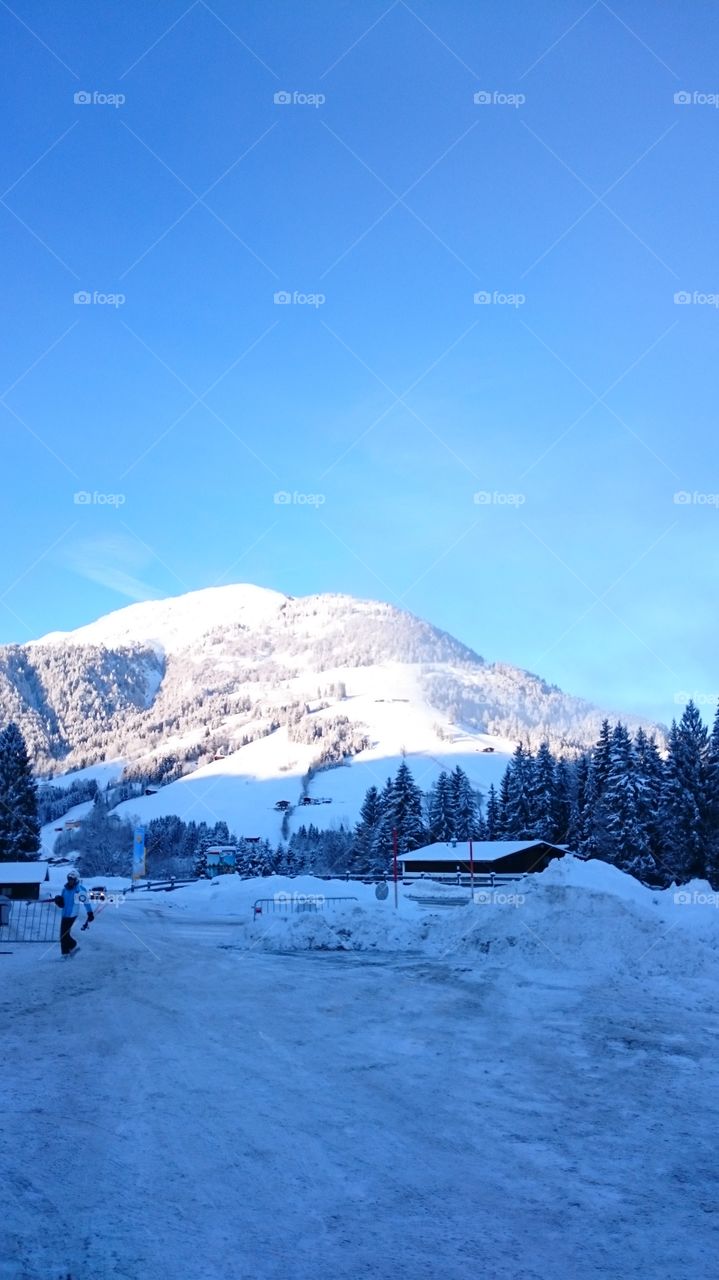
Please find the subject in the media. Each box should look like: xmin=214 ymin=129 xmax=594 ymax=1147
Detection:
xmin=126 ymin=879 xmax=197 ymax=893
xmin=253 ymin=896 xmax=358 ymax=919
xmin=404 ymin=872 xmax=526 ymax=887
xmin=0 ymin=900 xmax=58 ymax=943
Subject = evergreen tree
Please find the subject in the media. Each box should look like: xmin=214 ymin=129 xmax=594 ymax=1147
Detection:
xmin=633 ymin=729 xmax=666 ymax=879
xmin=473 ymin=797 xmax=489 ymax=841
xmin=597 ymin=723 xmax=655 ymax=880
xmin=485 ymin=783 xmax=501 ymax=841
xmin=368 ymin=777 xmax=396 ymax=875
xmin=209 ymin=820 xmax=231 ymax=846
xmin=427 ymin=771 xmax=455 ymax=842
xmin=705 ymin=702 xmax=719 ymax=885
xmin=591 ymin=718 xmax=613 ymax=801
xmin=391 ymin=761 xmax=426 ymax=853
xmin=502 ymin=743 xmax=535 ymax=838
xmin=285 ymin=826 xmax=311 ymax=875
xmin=571 ymin=755 xmax=594 ymax=854
xmin=659 ymin=703 xmax=710 ymax=881
xmin=352 ymin=785 xmax=383 ymax=875
xmin=316 ymin=826 xmax=354 ymax=877
xmin=450 ymin=766 xmax=481 ymax=840
xmin=580 ymin=718 xmax=616 ymax=859
xmin=0 ymin=722 xmax=40 ymax=861
xmin=531 ymin=742 xmax=556 ymax=840
xmin=497 ymin=769 xmax=512 ymax=837
xmin=553 ymin=757 xmax=575 ymax=845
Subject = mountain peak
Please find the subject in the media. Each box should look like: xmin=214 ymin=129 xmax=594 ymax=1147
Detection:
xmin=4 ymin=584 xmax=664 ymax=805
xmin=35 ymin=582 xmax=291 ymax=656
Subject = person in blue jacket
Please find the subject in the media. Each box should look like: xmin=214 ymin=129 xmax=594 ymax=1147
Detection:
xmin=53 ymin=871 xmax=94 ymax=956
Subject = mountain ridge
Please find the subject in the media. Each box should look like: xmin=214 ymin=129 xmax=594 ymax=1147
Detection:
xmin=1 ymin=586 xmax=664 ymax=808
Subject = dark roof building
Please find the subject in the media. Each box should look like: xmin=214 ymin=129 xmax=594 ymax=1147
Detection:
xmin=400 ymin=841 xmax=572 ymax=877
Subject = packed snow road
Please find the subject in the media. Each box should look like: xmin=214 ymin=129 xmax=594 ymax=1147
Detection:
xmin=2 ymin=888 xmax=719 ymax=1280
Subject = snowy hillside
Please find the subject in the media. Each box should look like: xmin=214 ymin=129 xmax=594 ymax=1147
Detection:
xmin=0 ymin=584 xmax=664 ymax=837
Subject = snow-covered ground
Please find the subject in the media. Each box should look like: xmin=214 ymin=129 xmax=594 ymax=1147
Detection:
xmin=3 ymin=859 xmax=719 ymax=1278
xmin=38 ymin=760 xmax=126 ymax=791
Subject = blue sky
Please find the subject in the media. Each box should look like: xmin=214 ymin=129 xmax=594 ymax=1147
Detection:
xmin=1 ymin=0 xmax=718 ymax=725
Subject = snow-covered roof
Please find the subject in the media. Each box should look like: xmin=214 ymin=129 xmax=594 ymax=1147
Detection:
xmin=401 ymin=841 xmax=566 ymax=864
xmin=0 ymin=862 xmax=50 ymax=883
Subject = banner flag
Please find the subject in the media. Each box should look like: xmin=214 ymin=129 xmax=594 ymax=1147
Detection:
xmin=132 ymin=826 xmax=146 ymax=880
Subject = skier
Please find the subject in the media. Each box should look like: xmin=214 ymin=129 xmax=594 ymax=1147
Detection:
xmin=53 ymin=871 xmax=94 ymax=957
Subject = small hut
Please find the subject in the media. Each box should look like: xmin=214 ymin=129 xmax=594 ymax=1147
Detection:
xmin=0 ymin=862 xmax=51 ymax=900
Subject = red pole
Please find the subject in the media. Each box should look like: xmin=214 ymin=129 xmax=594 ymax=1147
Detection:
xmin=392 ymin=828 xmax=398 ymax=909
xmin=469 ymin=839 xmax=474 ymax=899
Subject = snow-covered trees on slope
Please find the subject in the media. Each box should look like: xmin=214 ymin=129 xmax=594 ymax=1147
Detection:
xmin=421 ymin=665 xmax=661 ymax=757
xmin=0 ymin=722 xmax=40 ymax=861
xmin=0 ymin=591 xmax=666 ymax=781
xmin=288 ymin=713 xmax=370 ymax=766
xmin=37 ymin=777 xmax=98 ymax=825
xmin=493 ymin=701 xmax=719 ymax=886
xmin=0 ymin=643 xmax=163 ymax=766
xmin=47 ymin=696 xmax=719 ymax=888
xmin=350 ymin=762 xmax=483 ymax=876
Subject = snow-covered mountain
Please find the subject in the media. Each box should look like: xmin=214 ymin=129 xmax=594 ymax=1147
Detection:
xmin=2 ymin=584 xmax=664 ymax=841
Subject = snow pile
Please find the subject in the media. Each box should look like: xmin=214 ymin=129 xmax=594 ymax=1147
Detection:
xmin=133 ymin=858 xmax=719 ymax=978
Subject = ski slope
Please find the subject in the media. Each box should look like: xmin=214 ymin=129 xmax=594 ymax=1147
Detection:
xmin=3 ymin=860 xmax=719 ymax=1278
xmin=110 ymin=669 xmax=514 ymax=841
